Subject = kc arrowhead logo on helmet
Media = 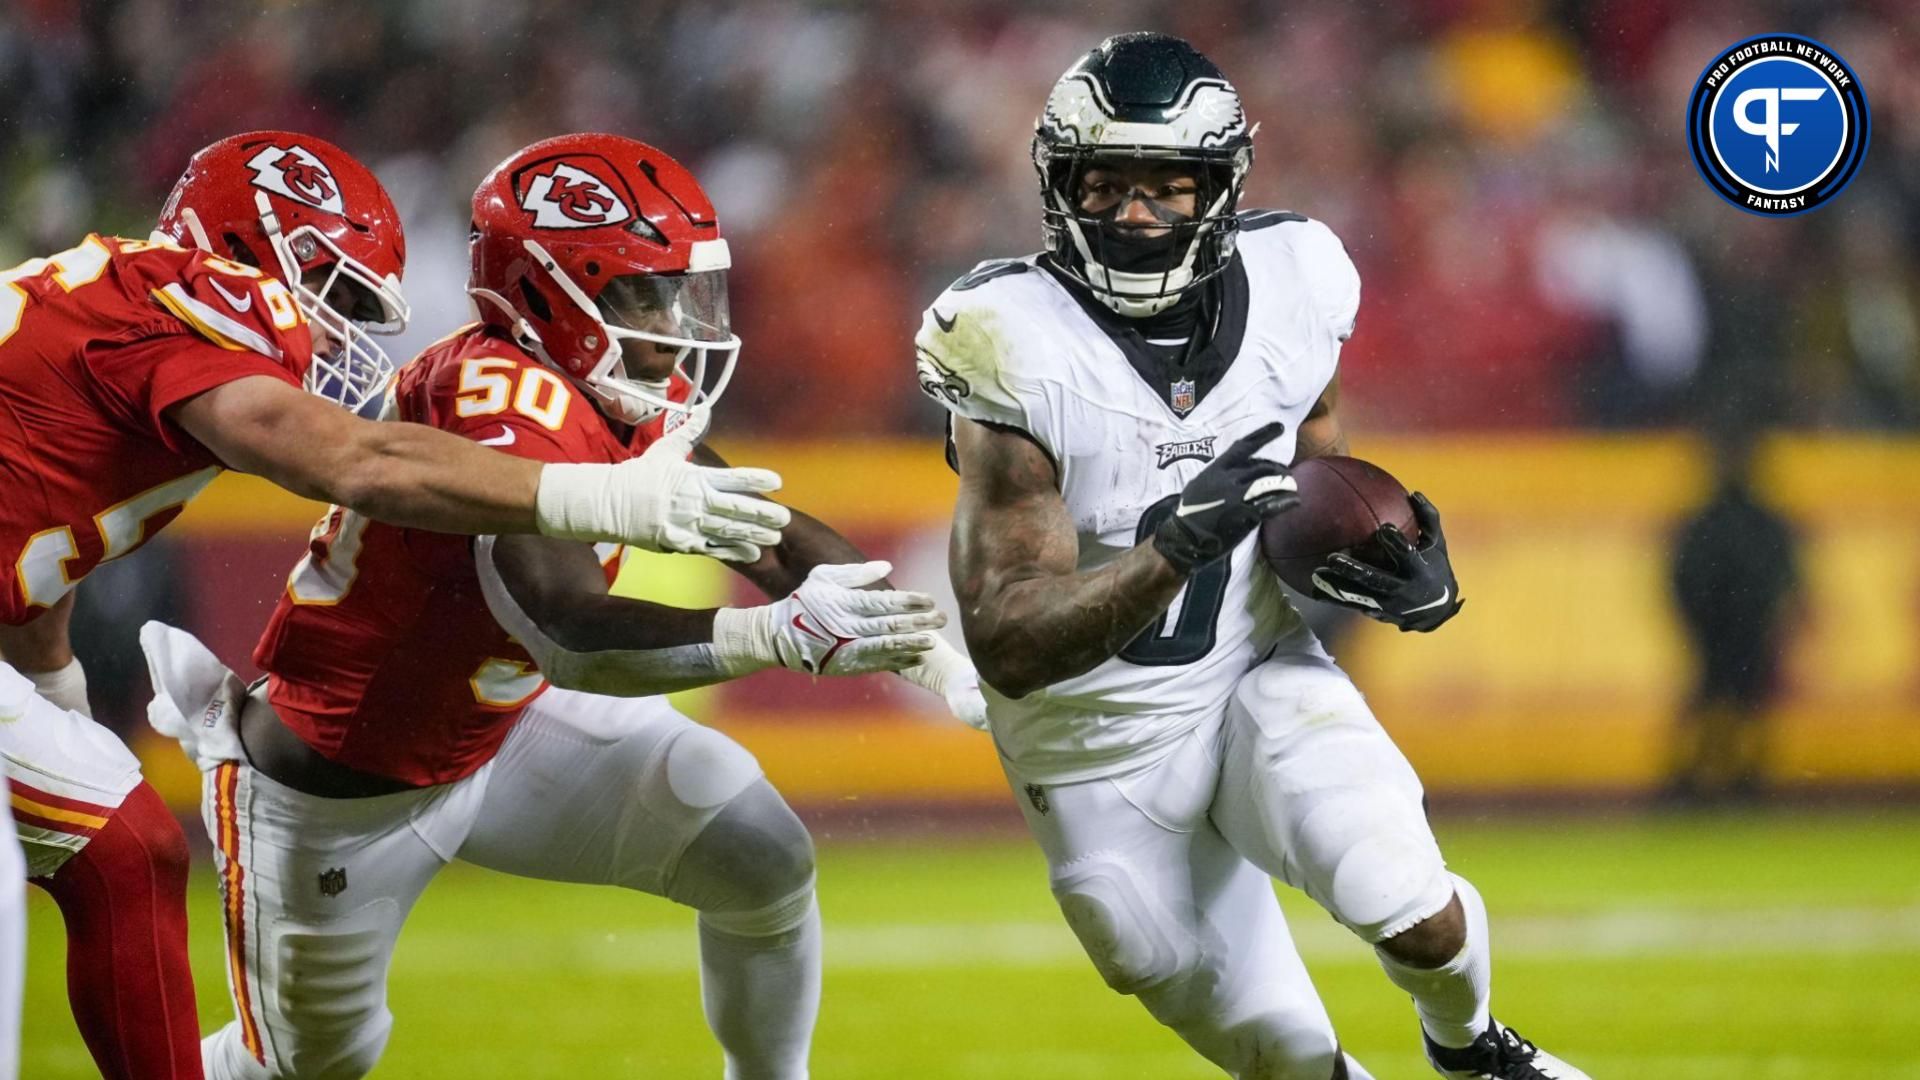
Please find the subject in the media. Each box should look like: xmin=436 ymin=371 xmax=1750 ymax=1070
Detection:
xmin=518 ymin=161 xmax=633 ymax=229
xmin=244 ymin=144 xmax=346 ymax=214
xmin=469 ymin=134 xmax=739 ymax=427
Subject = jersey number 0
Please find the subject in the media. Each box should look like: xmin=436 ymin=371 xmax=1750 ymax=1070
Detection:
xmin=1119 ymin=494 xmax=1232 ymax=666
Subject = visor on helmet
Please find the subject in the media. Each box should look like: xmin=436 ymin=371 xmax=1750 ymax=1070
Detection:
xmin=511 ymin=238 xmax=741 ymax=426
xmin=589 ymin=269 xmax=739 ymax=423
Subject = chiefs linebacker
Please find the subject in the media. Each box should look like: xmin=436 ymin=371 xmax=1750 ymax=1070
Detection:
xmin=0 ymin=132 xmax=789 ymax=1079
xmin=143 ymin=133 xmax=981 ymax=1080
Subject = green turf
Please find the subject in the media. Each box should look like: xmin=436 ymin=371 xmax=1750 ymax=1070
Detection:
xmin=23 ymin=808 xmax=1920 ymax=1078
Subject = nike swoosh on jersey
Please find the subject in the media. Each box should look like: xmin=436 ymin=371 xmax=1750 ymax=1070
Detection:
xmin=207 ymin=278 xmax=253 ymax=313
xmin=932 ymin=308 xmax=957 ymax=334
xmin=478 ymin=427 xmax=517 ymax=447
xmin=1402 ymin=586 xmax=1452 ymax=614
xmin=1176 ymin=498 xmax=1225 ymax=517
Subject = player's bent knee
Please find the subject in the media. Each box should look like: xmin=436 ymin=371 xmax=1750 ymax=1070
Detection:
xmin=1294 ymin=793 xmax=1450 ymax=943
xmin=1378 ymin=892 xmax=1467 ymax=968
xmin=667 ymin=775 xmax=816 ymax=930
xmin=116 ymin=780 xmax=190 ymax=880
xmin=1051 ymin=852 xmax=1200 ymax=996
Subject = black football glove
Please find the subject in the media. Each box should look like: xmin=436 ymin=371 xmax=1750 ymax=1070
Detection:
xmin=1153 ymin=422 xmax=1301 ymax=574
xmin=1310 ymin=491 xmax=1464 ymax=632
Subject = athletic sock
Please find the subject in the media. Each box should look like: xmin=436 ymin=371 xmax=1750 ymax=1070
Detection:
xmin=1374 ymin=872 xmax=1492 ymax=1050
xmin=696 ymin=889 xmax=821 ymax=1080
xmin=35 ymin=780 xmax=203 ymax=1080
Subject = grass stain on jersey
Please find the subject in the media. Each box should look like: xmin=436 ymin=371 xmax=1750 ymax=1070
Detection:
xmin=919 ymin=305 xmax=1016 ymax=404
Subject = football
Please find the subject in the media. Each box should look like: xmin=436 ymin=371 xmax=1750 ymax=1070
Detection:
xmin=1259 ymin=455 xmax=1421 ymax=595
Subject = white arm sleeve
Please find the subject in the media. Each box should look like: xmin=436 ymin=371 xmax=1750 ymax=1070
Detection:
xmin=473 ymin=536 xmax=771 ymax=698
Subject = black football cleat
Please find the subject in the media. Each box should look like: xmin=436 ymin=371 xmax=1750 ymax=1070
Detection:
xmin=1424 ymin=1021 xmax=1592 ymax=1079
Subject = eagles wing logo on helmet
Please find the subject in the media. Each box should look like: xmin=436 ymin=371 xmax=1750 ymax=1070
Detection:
xmin=1041 ymin=73 xmax=1246 ymax=149
xmin=1185 ymin=84 xmax=1247 ymax=148
xmin=519 ymin=162 xmax=632 ymax=229
xmin=245 ymin=145 xmax=346 ymax=214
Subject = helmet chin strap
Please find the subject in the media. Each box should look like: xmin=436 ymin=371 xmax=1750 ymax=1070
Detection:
xmin=1057 ymin=184 xmax=1234 ymax=318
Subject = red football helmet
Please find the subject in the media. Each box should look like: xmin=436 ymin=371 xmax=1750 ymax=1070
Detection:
xmin=469 ymin=133 xmax=738 ymax=425
xmin=155 ymin=131 xmax=410 ymax=413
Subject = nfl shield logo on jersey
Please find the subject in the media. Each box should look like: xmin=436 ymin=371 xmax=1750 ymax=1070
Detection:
xmin=1170 ymin=379 xmax=1196 ymax=415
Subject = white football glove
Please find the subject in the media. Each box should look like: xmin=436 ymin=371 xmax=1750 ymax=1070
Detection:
xmin=898 ymin=633 xmax=989 ymax=731
xmin=534 ymin=406 xmax=791 ymax=562
xmin=712 ymin=561 xmax=945 ymax=676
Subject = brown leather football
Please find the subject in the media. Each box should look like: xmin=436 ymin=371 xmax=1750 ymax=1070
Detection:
xmin=1259 ymin=456 xmax=1420 ymax=595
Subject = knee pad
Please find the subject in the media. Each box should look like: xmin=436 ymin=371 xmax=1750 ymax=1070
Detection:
xmin=265 ymin=905 xmax=397 ymax=1080
xmin=603 ymin=724 xmax=770 ymax=896
xmin=1051 ymin=852 xmax=1200 ymax=996
xmin=668 ymin=778 xmax=816 ymax=925
xmin=1293 ymin=791 xmax=1449 ymax=943
xmin=644 ymin=723 xmax=764 ymax=819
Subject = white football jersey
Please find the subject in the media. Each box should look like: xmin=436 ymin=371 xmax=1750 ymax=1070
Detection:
xmin=918 ymin=211 xmax=1360 ymax=783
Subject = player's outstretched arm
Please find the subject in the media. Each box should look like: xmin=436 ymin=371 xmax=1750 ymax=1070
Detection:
xmin=474 ymin=534 xmax=946 ymax=698
xmin=952 ymin=418 xmax=1300 ymax=700
xmin=689 ymin=443 xmax=987 ymax=728
xmin=173 ymin=376 xmax=789 ymax=557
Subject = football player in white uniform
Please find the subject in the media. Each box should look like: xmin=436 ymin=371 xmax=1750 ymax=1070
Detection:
xmin=918 ymin=33 xmax=1591 ymax=1080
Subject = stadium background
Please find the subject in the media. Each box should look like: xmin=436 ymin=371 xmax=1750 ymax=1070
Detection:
xmin=8 ymin=0 xmax=1919 ymax=1076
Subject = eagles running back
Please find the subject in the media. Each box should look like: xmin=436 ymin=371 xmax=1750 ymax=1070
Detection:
xmin=916 ymin=210 xmax=1359 ymax=783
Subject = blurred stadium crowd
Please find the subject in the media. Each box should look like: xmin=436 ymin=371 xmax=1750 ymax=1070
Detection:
xmin=2 ymin=0 xmax=1918 ymax=436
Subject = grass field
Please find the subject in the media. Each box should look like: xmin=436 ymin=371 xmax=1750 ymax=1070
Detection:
xmin=23 ymin=807 xmax=1920 ymax=1078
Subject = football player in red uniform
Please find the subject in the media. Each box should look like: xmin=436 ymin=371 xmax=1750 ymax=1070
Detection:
xmin=144 ymin=133 xmax=981 ymax=1080
xmin=1 ymin=132 xmax=792 ymax=1080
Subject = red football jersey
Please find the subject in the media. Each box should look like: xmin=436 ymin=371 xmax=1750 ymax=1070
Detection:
xmin=0 ymin=234 xmax=312 ymax=626
xmin=254 ymin=324 xmax=684 ymax=786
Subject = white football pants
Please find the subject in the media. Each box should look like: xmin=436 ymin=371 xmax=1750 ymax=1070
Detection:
xmin=1007 ymin=649 xmax=1451 ymax=1079
xmin=194 ymin=684 xmax=816 ymax=1080
xmin=0 ymin=660 xmax=141 ymax=878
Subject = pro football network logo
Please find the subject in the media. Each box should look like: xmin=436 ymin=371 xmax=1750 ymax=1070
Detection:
xmin=520 ymin=161 xmax=632 ymax=229
xmin=1686 ymin=34 xmax=1869 ymax=216
xmin=246 ymin=145 xmax=344 ymax=214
